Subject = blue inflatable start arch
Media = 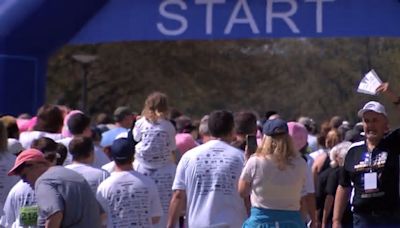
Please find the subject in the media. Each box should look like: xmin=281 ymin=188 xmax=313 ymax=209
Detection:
xmin=2 ymin=0 xmax=400 ymax=115
xmin=0 ymin=0 xmax=107 ymax=116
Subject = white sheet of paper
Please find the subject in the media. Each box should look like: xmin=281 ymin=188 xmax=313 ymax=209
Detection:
xmin=357 ymin=70 xmax=382 ymax=95
xmin=364 ymin=172 xmax=377 ymax=190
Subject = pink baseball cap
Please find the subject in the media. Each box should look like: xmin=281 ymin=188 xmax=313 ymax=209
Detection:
xmin=8 ymin=149 xmax=48 ymax=176
xmin=287 ymin=122 xmax=308 ymax=151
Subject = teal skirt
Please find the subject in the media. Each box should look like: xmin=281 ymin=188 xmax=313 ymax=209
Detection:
xmin=243 ymin=207 xmax=306 ymax=228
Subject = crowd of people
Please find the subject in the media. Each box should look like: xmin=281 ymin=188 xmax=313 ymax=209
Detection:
xmin=0 ymin=83 xmax=399 ymax=228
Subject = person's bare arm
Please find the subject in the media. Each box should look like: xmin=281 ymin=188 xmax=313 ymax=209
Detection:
xmin=167 ymin=190 xmax=186 ymax=228
xmin=238 ymin=179 xmax=251 ymax=215
xmin=322 ymin=195 xmax=334 ymax=228
xmin=45 ymin=211 xmax=63 ymax=228
xmin=243 ymin=197 xmax=251 ymax=217
xmin=100 ymin=212 xmax=107 ymax=228
xmin=301 ymin=193 xmax=319 ymax=228
xmin=312 ymin=153 xmax=327 ymax=190
xmin=332 ymin=185 xmax=351 ymax=228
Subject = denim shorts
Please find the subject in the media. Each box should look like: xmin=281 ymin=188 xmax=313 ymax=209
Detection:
xmin=243 ymin=207 xmax=305 ymax=228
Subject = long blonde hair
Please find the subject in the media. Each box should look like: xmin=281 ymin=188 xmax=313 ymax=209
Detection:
xmin=256 ymin=134 xmax=298 ymax=170
xmin=141 ymin=92 xmax=169 ymax=123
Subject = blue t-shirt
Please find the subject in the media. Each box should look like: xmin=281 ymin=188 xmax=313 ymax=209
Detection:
xmin=100 ymin=127 xmax=128 ymax=147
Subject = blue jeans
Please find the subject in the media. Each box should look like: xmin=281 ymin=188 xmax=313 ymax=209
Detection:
xmin=243 ymin=207 xmax=305 ymax=228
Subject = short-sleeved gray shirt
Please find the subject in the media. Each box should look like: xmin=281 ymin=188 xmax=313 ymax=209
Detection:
xmin=35 ymin=166 xmax=101 ymax=228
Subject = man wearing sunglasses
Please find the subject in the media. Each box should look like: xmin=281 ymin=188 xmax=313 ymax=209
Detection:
xmin=8 ymin=149 xmax=102 ymax=228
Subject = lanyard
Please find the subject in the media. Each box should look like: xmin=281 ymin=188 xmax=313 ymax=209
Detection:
xmin=367 ymin=150 xmax=373 ymax=172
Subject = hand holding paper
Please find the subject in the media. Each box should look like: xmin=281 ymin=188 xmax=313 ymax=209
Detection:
xmin=376 ymin=82 xmax=389 ymax=94
xmin=357 ymin=69 xmax=382 ymax=95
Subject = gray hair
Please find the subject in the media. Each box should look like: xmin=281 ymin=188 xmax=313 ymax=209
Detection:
xmin=198 ymin=115 xmax=210 ymax=136
xmin=329 ymin=141 xmax=352 ymax=168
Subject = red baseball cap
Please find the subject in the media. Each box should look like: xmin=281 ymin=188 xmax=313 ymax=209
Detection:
xmin=8 ymin=149 xmax=48 ymax=176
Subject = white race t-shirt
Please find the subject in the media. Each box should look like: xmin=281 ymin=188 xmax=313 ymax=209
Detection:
xmin=101 ymin=161 xmax=116 ymax=174
xmin=65 ymin=163 xmax=109 ymax=194
xmin=57 ymin=137 xmax=73 ymax=165
xmin=309 ymin=148 xmax=328 ymax=160
xmin=133 ymin=117 xmax=176 ymax=169
xmin=57 ymin=137 xmax=110 ymax=169
xmin=1 ymin=180 xmax=37 ymax=228
xmin=59 ymin=139 xmax=110 ymax=168
xmin=19 ymin=131 xmax=63 ymax=149
xmin=0 ymin=152 xmax=19 ymax=218
xmin=57 ymin=137 xmax=72 ymax=148
xmin=134 ymin=161 xmax=176 ymax=228
xmin=240 ymin=155 xmax=307 ymax=210
xmin=172 ymin=140 xmax=247 ymax=228
xmin=96 ymin=170 xmax=163 ymax=228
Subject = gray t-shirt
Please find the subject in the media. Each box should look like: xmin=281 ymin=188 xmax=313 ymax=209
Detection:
xmin=35 ymin=166 xmax=101 ymax=228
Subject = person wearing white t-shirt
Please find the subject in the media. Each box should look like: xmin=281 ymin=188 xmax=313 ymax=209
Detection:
xmin=65 ymin=137 xmax=109 ymax=194
xmin=101 ymin=160 xmax=116 ymax=174
xmin=0 ymin=122 xmax=19 ymax=224
xmin=57 ymin=112 xmax=94 ymax=166
xmin=133 ymin=92 xmax=177 ymax=228
xmin=0 ymin=151 xmax=19 ymax=214
xmin=288 ymin=121 xmax=318 ymax=227
xmin=168 ymin=110 xmax=247 ymax=228
xmin=198 ymin=115 xmax=212 ymax=144
xmin=19 ymin=105 xmax=64 ymax=149
xmin=133 ymin=116 xmax=176 ymax=227
xmin=1 ymin=180 xmax=37 ymax=228
xmin=134 ymin=160 xmax=176 ymax=228
xmin=97 ymin=138 xmax=163 ymax=228
xmin=239 ymin=119 xmax=308 ymax=228
xmin=133 ymin=92 xmax=176 ymax=169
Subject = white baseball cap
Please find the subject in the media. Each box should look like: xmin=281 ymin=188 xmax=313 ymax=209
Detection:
xmin=357 ymin=101 xmax=387 ymax=118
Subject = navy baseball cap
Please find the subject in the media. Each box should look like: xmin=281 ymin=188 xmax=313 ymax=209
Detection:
xmin=263 ymin=119 xmax=288 ymax=136
xmin=110 ymin=138 xmax=134 ymax=161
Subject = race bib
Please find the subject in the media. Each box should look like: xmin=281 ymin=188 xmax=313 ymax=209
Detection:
xmin=364 ymin=172 xmax=378 ymax=190
xmin=20 ymin=206 xmax=38 ymax=226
